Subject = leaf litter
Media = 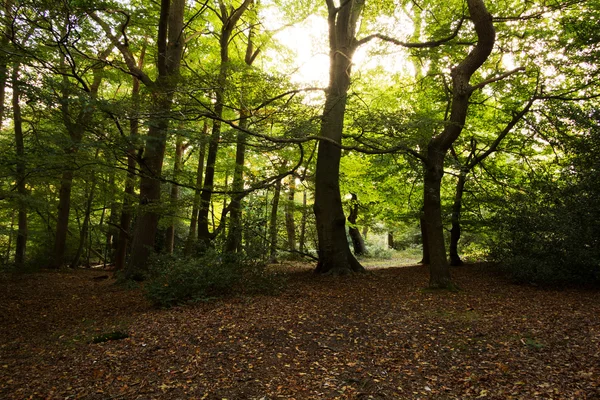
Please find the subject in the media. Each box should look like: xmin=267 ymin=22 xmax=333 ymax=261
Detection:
xmin=1 ymin=263 xmax=599 ymax=399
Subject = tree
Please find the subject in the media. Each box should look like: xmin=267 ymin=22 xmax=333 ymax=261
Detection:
xmin=347 ymin=193 xmax=367 ymax=255
xmin=196 ymin=0 xmax=253 ymax=250
xmin=313 ymin=0 xmax=366 ymax=274
xmin=91 ymin=0 xmax=186 ymax=278
xmin=420 ymin=0 xmax=496 ymax=288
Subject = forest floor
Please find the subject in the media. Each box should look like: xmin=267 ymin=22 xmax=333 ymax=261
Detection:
xmin=1 ymin=262 xmax=599 ymax=399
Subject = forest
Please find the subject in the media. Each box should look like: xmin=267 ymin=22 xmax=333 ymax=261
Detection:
xmin=1 ymin=0 xmax=600 ymax=398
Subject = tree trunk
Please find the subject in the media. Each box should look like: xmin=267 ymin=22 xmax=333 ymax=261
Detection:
xmin=126 ymin=0 xmax=186 ymax=279
xmin=348 ymin=193 xmax=367 ymax=255
xmin=313 ymin=0 xmax=365 ymax=274
xmin=52 ymin=32 xmax=109 ymax=268
xmin=0 ymin=0 xmax=13 ymax=124
xmin=13 ymin=62 xmax=27 ymax=267
xmin=449 ymin=171 xmax=467 ymax=266
xmin=104 ymin=171 xmax=119 ymax=265
xmin=114 ymin=43 xmax=146 ymax=270
xmin=422 ymin=0 xmax=495 ymax=288
xmin=165 ymin=135 xmax=184 ymax=253
xmin=269 ymin=179 xmax=282 ymax=260
xmin=185 ymin=122 xmax=208 ymax=255
xmin=423 ymin=151 xmax=451 ymax=286
xmin=71 ymin=173 xmax=97 ymax=268
xmin=53 ymin=169 xmax=75 ymax=268
xmin=197 ymin=0 xmax=253 ymax=251
xmin=226 ymin=118 xmax=248 ymax=253
xmin=226 ymin=15 xmax=258 ymax=254
xmin=284 ymin=176 xmax=297 ymax=252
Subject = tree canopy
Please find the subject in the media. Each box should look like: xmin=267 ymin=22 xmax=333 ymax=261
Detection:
xmin=0 ymin=0 xmax=598 ymax=288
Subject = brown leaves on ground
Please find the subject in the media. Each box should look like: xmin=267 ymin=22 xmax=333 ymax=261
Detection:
xmin=1 ymin=264 xmax=599 ymax=399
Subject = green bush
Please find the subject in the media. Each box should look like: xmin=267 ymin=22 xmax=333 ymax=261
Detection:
xmin=360 ymin=243 xmax=394 ymax=259
xmin=489 ymin=191 xmax=600 ymax=284
xmin=144 ymin=250 xmax=285 ymax=307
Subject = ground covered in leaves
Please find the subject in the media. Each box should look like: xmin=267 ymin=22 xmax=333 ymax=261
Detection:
xmin=1 ymin=263 xmax=599 ymax=399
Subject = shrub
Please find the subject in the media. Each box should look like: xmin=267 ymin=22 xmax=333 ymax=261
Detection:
xmin=144 ymin=250 xmax=284 ymax=307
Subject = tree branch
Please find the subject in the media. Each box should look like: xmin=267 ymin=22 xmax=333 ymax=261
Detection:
xmin=470 ymin=67 xmax=526 ymax=92
xmin=355 ymin=17 xmax=464 ymax=48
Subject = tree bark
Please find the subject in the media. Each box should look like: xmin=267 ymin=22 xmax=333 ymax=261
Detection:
xmin=313 ymin=0 xmax=365 ymax=274
xmin=348 ymin=193 xmax=367 ymax=255
xmin=12 ymin=61 xmax=26 ymax=267
xmin=423 ymin=0 xmax=495 ymax=288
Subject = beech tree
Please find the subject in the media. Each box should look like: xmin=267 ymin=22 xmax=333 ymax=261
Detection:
xmin=313 ymin=0 xmax=366 ymax=274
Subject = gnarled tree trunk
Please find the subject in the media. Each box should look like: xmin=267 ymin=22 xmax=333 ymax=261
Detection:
xmin=423 ymin=0 xmax=495 ymax=288
xmin=348 ymin=193 xmax=367 ymax=255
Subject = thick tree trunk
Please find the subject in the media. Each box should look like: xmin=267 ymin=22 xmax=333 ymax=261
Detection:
xmin=12 ymin=62 xmax=26 ymax=267
xmin=269 ymin=179 xmax=282 ymax=260
xmin=284 ymin=176 xmax=297 ymax=252
xmin=185 ymin=122 xmax=207 ymax=255
xmin=127 ymin=96 xmax=172 ymax=277
xmin=313 ymin=0 xmax=365 ymax=274
xmin=348 ymin=193 xmax=367 ymax=255
xmin=423 ymin=151 xmax=451 ymax=287
xmin=165 ymin=136 xmax=184 ymax=253
xmin=449 ymin=172 xmax=467 ymax=266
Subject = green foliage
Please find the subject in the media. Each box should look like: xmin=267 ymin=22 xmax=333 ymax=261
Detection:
xmin=489 ymin=105 xmax=600 ymax=284
xmin=360 ymin=243 xmax=394 ymax=260
xmin=144 ymin=250 xmax=285 ymax=307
